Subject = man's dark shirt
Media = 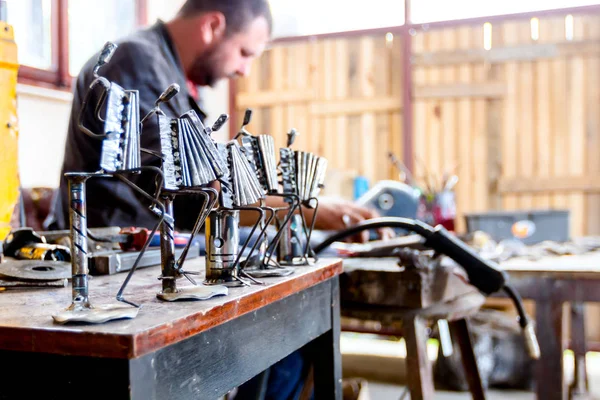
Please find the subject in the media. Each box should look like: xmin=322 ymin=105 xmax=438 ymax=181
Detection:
xmin=47 ymin=21 xmax=208 ymax=231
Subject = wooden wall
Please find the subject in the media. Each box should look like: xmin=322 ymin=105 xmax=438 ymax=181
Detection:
xmin=234 ymin=32 xmax=405 ymax=198
xmin=234 ymin=11 xmax=600 ymax=237
xmin=413 ymin=14 xmax=600 ymax=235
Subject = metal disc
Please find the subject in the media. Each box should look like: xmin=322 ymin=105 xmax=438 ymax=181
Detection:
xmin=0 ymin=260 xmax=71 ymax=281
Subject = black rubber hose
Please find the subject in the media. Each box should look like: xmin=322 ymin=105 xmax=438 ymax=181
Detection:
xmin=503 ymin=284 xmax=529 ymax=328
xmin=312 ymin=217 xmax=433 ymax=254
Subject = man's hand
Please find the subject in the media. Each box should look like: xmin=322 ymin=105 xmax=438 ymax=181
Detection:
xmin=311 ymin=198 xmax=395 ymax=243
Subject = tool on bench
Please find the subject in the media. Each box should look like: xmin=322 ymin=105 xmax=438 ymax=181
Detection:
xmin=314 ymin=217 xmax=541 ymax=360
xmin=3 ymin=228 xmax=70 ymax=261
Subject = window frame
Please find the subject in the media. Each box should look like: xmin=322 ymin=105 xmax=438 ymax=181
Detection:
xmin=16 ymin=0 xmax=148 ymax=90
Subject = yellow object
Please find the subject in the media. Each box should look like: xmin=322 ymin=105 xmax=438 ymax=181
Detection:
xmin=0 ymin=21 xmax=19 ymax=240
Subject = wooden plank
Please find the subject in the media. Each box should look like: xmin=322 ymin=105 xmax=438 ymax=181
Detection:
xmin=270 ymin=46 xmax=286 ymax=151
xmin=498 ymin=176 xmax=600 ymax=193
xmin=236 ymin=89 xmax=314 ymax=109
xmin=308 ymin=97 xmax=402 ymax=116
xmin=414 ymin=82 xmax=506 ymax=99
xmin=517 ymin=21 xmax=534 ymax=210
xmin=413 ymin=31 xmax=427 ymax=192
xmin=291 ymin=43 xmax=309 ymax=152
xmin=285 ymin=44 xmax=298 ymax=157
xmin=471 ymin=25 xmax=488 ymax=212
xmin=586 ymin=19 xmax=600 ymax=235
xmin=549 ymin=18 xmax=570 ymax=212
xmin=425 ymin=30 xmax=442 ymax=195
xmin=440 ymin=28 xmax=457 ymax=208
xmin=347 ymin=38 xmax=362 ymax=181
xmin=359 ymin=37 xmax=376 ymax=183
xmin=455 ymin=26 xmax=473 ymax=232
xmin=532 ymin=18 xmax=554 ymax=209
xmin=335 ymin=39 xmax=349 ymax=171
xmin=374 ymin=34 xmax=391 ymax=182
xmin=389 ymin=33 xmax=403 ymax=180
xmin=569 ymin=17 xmax=587 ymax=237
xmin=323 ymin=39 xmax=338 ymax=175
xmin=412 ymin=39 xmax=600 ymax=66
xmin=501 ymin=22 xmax=520 ymax=210
xmin=486 ymin=23 xmax=505 ymax=211
xmin=308 ymin=40 xmax=323 ymax=155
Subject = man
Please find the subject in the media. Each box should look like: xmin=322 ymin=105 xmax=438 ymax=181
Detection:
xmin=46 ymin=0 xmax=383 ymax=244
xmin=46 ymin=1 xmax=385 ymax=398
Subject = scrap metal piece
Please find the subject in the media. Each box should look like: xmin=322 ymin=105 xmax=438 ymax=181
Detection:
xmin=99 ymin=84 xmax=141 ymax=172
xmin=157 ymin=284 xmax=228 ymax=302
xmin=158 ymin=110 xmax=229 ymax=190
xmin=205 ymin=210 xmax=242 ymax=286
xmin=279 ymin=147 xmax=297 ymax=196
xmin=226 ymin=141 xmax=265 ymax=207
xmin=52 ymin=304 xmax=139 ymax=325
xmin=0 ymin=260 xmax=71 ymax=281
xmin=257 ymin=135 xmax=279 ymax=192
xmin=0 ymin=278 xmax=67 ymax=289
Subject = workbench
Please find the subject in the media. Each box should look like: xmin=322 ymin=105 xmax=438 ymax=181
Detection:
xmin=0 ymin=257 xmax=343 ymax=400
xmin=340 ymin=253 xmax=600 ymax=400
xmin=498 ymin=253 xmax=600 ymax=400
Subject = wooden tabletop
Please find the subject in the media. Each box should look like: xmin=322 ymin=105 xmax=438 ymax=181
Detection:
xmin=0 ymin=257 xmax=342 ymax=359
xmin=343 ymin=252 xmax=600 ymax=281
xmin=500 ymin=252 xmax=600 ymax=279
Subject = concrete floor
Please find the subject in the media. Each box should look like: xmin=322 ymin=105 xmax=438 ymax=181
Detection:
xmin=341 ymin=333 xmax=600 ymax=399
xmin=367 ymin=382 xmax=533 ymax=399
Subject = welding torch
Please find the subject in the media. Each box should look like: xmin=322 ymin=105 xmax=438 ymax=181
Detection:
xmin=314 ymin=217 xmax=541 ymax=360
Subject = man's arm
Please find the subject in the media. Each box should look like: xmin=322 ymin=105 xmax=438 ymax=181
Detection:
xmin=238 ymin=196 xmax=393 ymax=243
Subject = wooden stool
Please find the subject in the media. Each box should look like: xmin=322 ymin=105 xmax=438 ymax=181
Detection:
xmin=340 ymin=257 xmax=488 ymax=400
xmin=342 ymin=292 xmax=486 ymax=400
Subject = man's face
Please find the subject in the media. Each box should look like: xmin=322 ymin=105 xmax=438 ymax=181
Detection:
xmin=189 ymin=16 xmax=270 ymax=87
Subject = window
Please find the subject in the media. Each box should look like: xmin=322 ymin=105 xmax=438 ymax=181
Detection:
xmin=5 ymin=0 xmax=146 ymax=89
xmin=6 ymin=0 xmax=53 ymax=70
xmin=68 ymin=0 xmax=137 ymax=76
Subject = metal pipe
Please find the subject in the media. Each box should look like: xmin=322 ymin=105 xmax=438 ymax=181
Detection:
xmin=66 ymin=173 xmax=91 ymax=310
xmin=160 ymin=195 xmax=178 ymax=294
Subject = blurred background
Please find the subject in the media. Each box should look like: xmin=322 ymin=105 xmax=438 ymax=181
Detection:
xmin=4 ymin=1 xmax=600 ymax=397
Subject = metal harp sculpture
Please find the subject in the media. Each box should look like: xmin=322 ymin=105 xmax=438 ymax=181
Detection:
xmin=148 ymin=85 xmax=228 ymax=301
xmin=233 ymin=110 xmax=294 ymax=277
xmin=52 ymin=42 xmax=165 ymax=324
xmin=275 ymin=129 xmax=328 ymax=266
xmin=203 ymin=135 xmax=272 ymax=287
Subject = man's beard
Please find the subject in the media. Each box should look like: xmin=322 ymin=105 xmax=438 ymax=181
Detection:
xmin=188 ymin=55 xmax=219 ymax=87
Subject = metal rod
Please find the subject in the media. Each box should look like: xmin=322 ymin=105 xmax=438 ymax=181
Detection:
xmin=66 ymin=173 xmax=91 ymax=310
xmin=160 ymin=195 xmax=178 ymax=294
xmin=114 ymin=167 xmax=166 ymax=306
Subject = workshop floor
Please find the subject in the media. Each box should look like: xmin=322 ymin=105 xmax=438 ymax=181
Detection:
xmin=341 ymin=333 xmax=600 ymax=399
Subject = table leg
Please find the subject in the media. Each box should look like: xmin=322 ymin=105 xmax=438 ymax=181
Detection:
xmin=449 ymin=318 xmax=486 ymax=400
xmin=569 ymin=302 xmax=589 ymax=400
xmin=404 ymin=315 xmax=435 ymax=400
xmin=312 ymin=277 xmax=343 ymax=400
xmin=535 ymin=295 xmax=566 ymax=400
